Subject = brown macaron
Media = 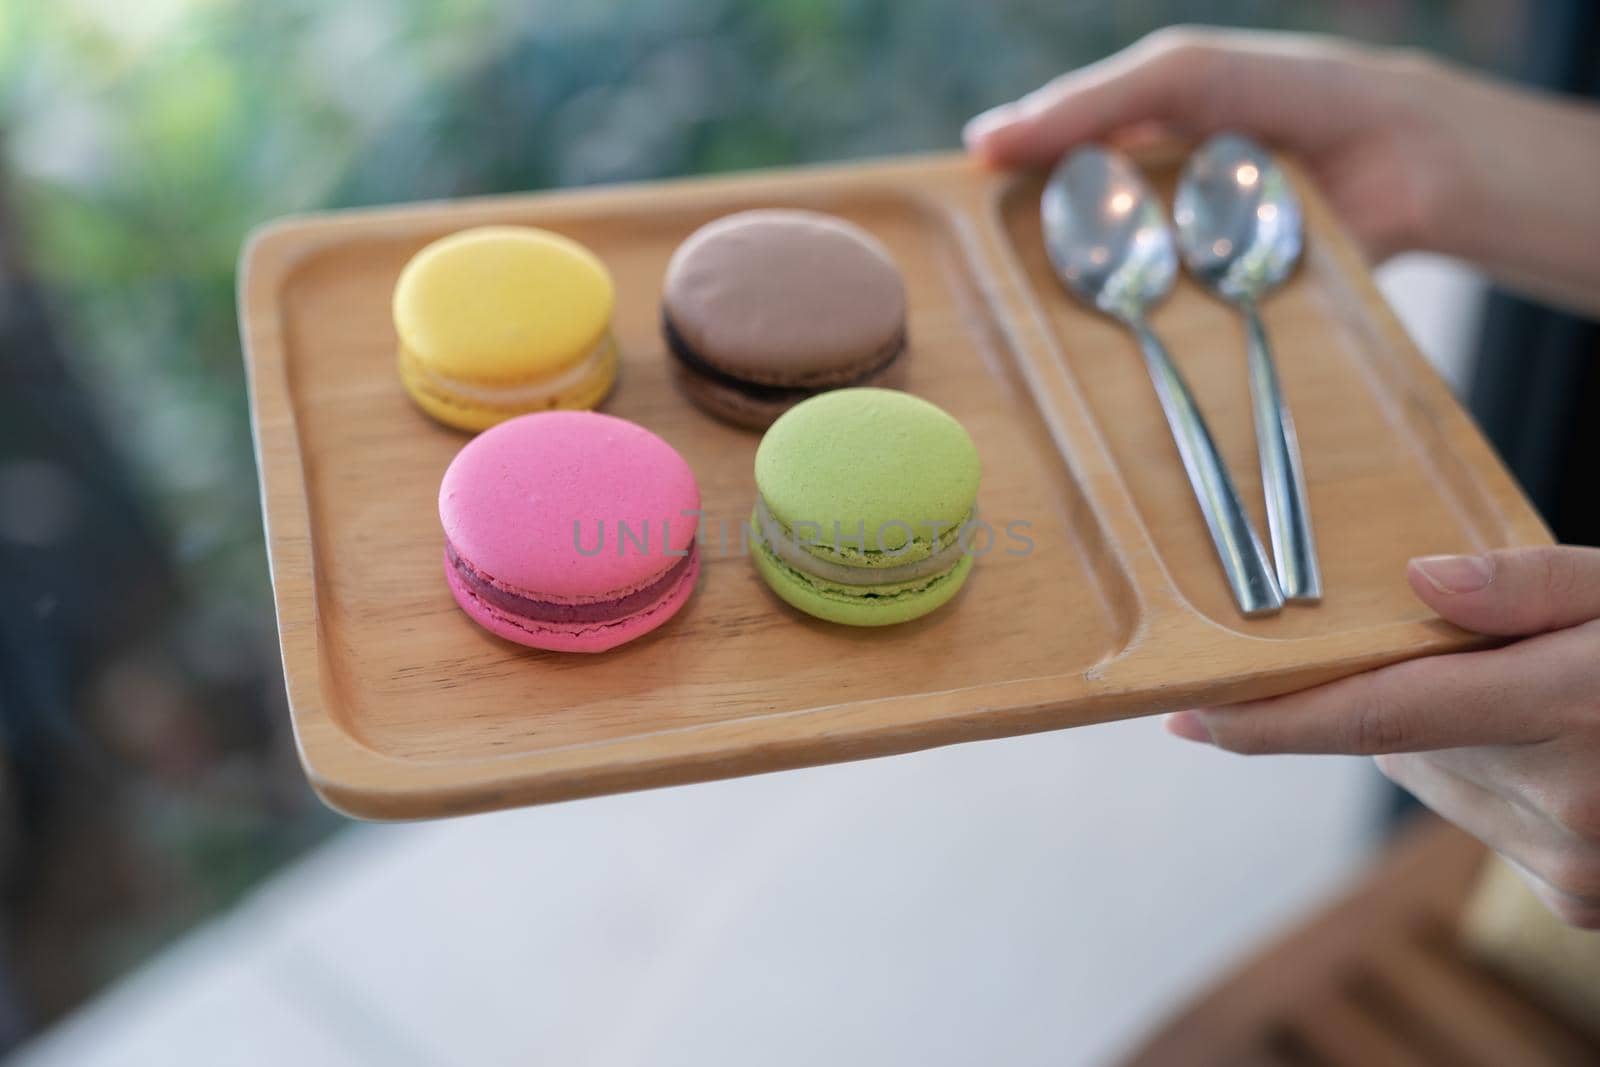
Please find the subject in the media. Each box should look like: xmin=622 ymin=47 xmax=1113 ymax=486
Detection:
xmin=661 ymin=209 xmax=907 ymax=429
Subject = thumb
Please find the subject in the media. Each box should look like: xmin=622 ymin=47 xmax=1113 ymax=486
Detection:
xmin=1408 ymin=545 xmax=1600 ymax=637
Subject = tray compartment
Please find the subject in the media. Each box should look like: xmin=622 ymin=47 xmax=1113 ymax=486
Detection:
xmin=273 ymin=187 xmax=1133 ymax=767
xmin=996 ymin=172 xmax=1514 ymax=640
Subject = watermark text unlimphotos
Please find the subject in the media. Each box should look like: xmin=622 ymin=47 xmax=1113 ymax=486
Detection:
xmin=571 ymin=511 xmax=1034 ymax=558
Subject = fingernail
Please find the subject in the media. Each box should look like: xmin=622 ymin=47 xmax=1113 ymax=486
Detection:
xmin=962 ymin=105 xmax=1015 ymax=149
xmin=1164 ymin=710 xmax=1213 ymax=744
xmin=1413 ymin=553 xmax=1494 ymax=594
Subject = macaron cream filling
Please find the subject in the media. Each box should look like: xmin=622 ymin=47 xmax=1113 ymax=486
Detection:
xmin=754 ymin=534 xmax=971 ymax=605
xmin=663 ymin=312 xmax=904 ymax=400
xmin=447 ymin=540 xmax=697 ymax=625
xmin=402 ymin=333 xmax=616 ymax=410
xmin=752 ymin=495 xmax=971 ymax=586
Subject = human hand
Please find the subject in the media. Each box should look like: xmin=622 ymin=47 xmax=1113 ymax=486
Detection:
xmin=1165 ymin=545 xmax=1600 ymax=928
xmin=965 ymin=27 xmax=1600 ymax=313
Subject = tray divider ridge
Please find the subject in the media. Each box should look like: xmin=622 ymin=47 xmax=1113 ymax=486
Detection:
xmin=947 ymin=166 xmax=1192 ymax=646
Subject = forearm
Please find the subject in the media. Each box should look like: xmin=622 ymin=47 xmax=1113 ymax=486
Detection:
xmin=1427 ymin=64 xmax=1600 ymax=316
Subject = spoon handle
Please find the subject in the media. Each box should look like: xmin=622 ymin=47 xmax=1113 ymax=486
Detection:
xmin=1243 ymin=303 xmax=1322 ymax=602
xmin=1132 ymin=320 xmax=1284 ymax=617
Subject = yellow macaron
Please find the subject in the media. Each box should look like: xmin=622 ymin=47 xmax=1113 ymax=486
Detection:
xmin=394 ymin=225 xmax=618 ymax=431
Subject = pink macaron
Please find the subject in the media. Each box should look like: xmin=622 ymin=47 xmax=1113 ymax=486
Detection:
xmin=439 ymin=411 xmax=701 ymax=653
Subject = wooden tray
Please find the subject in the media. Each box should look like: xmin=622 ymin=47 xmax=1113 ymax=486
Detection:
xmin=240 ymin=151 xmax=1548 ymax=820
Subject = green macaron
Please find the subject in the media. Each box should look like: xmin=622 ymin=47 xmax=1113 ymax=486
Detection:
xmin=750 ymin=388 xmax=980 ymax=626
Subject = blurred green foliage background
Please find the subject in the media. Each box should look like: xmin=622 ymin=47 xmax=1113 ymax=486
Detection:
xmin=0 ymin=0 xmax=1525 ymax=1043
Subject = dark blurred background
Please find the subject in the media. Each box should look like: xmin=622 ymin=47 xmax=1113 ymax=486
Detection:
xmin=0 ymin=0 xmax=1589 ymax=1053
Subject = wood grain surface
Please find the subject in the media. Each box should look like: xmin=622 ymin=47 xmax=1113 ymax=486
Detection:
xmin=238 ymin=151 xmax=1550 ymax=820
xmin=1121 ymin=818 xmax=1599 ymax=1067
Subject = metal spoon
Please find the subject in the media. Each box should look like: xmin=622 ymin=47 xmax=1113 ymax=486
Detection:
xmin=1175 ymin=133 xmax=1321 ymax=603
xmin=1042 ymin=146 xmax=1283 ymax=618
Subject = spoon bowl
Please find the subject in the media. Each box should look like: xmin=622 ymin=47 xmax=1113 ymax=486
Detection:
xmin=1041 ymin=145 xmax=1176 ymax=322
xmin=1174 ymin=132 xmax=1303 ymax=303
